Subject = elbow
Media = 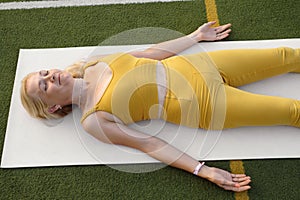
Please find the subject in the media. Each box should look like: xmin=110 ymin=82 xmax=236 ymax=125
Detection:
xmin=147 ymin=50 xmax=168 ymax=61
xmin=141 ymin=136 xmax=166 ymax=154
xmin=142 ymin=50 xmax=162 ymax=61
xmin=131 ymin=49 xmax=170 ymax=61
xmin=140 ymin=50 xmax=166 ymax=61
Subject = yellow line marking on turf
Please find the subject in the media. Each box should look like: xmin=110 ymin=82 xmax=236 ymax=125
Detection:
xmin=204 ymin=0 xmax=220 ymax=26
xmin=203 ymin=1 xmax=250 ymax=199
xmin=230 ymin=161 xmax=249 ymax=200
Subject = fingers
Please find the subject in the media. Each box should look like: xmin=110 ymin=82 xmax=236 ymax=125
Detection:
xmin=220 ymin=182 xmax=251 ymax=192
xmin=232 ymin=176 xmax=251 ymax=183
xmin=231 ymin=174 xmax=250 ymax=180
xmin=214 ymin=23 xmax=232 ymax=33
xmin=214 ymin=23 xmax=232 ymax=40
xmin=232 ymin=174 xmax=251 ymax=184
xmin=220 ymin=179 xmax=251 ymax=192
xmin=218 ymin=173 xmax=251 ymax=192
xmin=222 ymin=179 xmax=239 ymax=187
xmin=216 ymin=29 xmax=231 ymax=40
xmin=238 ymin=179 xmax=252 ymax=187
xmin=231 ymin=174 xmax=247 ymax=178
xmin=231 ymin=174 xmax=251 ymax=189
xmin=223 ymin=185 xmax=251 ymax=192
xmin=214 ymin=22 xmax=231 ymax=40
xmin=217 ymin=28 xmax=231 ymax=35
xmin=206 ymin=21 xmax=217 ymax=26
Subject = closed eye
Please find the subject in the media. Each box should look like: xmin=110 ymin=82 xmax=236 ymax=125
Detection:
xmin=39 ymin=70 xmax=49 ymax=92
xmin=44 ymin=82 xmax=47 ymax=91
xmin=38 ymin=81 xmax=47 ymax=92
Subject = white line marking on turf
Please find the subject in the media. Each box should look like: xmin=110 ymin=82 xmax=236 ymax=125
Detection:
xmin=0 ymin=0 xmax=190 ymax=10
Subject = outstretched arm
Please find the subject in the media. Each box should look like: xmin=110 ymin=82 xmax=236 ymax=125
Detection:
xmin=83 ymin=112 xmax=250 ymax=192
xmin=71 ymin=21 xmax=231 ymax=65
xmin=130 ymin=21 xmax=231 ymax=60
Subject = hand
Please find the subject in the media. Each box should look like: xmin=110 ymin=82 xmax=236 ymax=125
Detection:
xmin=205 ymin=167 xmax=251 ymax=192
xmin=189 ymin=21 xmax=232 ymax=42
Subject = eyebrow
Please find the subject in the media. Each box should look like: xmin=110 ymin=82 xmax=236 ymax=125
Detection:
xmin=38 ymin=71 xmax=43 ymax=92
xmin=38 ymin=80 xmax=41 ymax=91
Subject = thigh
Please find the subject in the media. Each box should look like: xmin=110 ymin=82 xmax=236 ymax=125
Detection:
xmin=208 ymin=47 xmax=300 ymax=87
xmin=223 ymin=85 xmax=297 ymax=129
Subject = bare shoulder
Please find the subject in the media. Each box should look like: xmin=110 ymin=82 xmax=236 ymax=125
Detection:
xmin=81 ymin=111 xmax=108 ymax=142
xmin=86 ymin=54 xmax=109 ymax=63
xmin=81 ymin=111 xmax=122 ymax=143
xmin=81 ymin=111 xmax=150 ymax=148
xmin=84 ymin=61 xmax=109 ymax=75
xmin=82 ymin=111 xmax=108 ymax=133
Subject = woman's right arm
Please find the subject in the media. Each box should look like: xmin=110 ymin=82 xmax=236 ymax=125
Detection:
xmin=83 ymin=111 xmax=251 ymax=192
xmin=130 ymin=21 xmax=231 ymax=61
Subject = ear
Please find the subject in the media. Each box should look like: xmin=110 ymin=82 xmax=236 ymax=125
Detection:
xmin=47 ymin=105 xmax=61 ymax=113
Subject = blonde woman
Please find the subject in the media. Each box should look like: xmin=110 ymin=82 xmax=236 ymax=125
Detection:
xmin=21 ymin=21 xmax=300 ymax=192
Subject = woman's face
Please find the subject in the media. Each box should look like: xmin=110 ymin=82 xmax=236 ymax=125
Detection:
xmin=26 ymin=69 xmax=74 ymax=107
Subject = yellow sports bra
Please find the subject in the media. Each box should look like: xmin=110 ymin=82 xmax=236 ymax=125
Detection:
xmin=80 ymin=53 xmax=160 ymax=124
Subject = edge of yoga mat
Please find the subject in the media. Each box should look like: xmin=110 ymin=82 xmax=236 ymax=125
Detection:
xmin=1 ymin=39 xmax=300 ymax=168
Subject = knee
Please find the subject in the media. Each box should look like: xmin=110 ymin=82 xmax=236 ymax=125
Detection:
xmin=277 ymin=47 xmax=300 ymax=73
xmin=290 ymin=101 xmax=300 ymax=128
xmin=276 ymin=47 xmax=299 ymax=63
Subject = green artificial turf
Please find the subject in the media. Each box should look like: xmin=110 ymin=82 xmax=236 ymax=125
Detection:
xmin=244 ymin=159 xmax=300 ymax=200
xmin=0 ymin=1 xmax=233 ymax=200
xmin=0 ymin=0 xmax=299 ymax=199
xmin=216 ymin=0 xmax=300 ymax=40
xmin=216 ymin=1 xmax=300 ymax=199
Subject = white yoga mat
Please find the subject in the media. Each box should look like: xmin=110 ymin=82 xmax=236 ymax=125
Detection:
xmin=1 ymin=39 xmax=300 ymax=168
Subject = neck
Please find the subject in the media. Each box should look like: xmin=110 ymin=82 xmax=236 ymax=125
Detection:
xmin=72 ymin=78 xmax=88 ymax=109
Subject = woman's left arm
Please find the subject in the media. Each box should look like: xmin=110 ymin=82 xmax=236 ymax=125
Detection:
xmin=130 ymin=21 xmax=231 ymax=60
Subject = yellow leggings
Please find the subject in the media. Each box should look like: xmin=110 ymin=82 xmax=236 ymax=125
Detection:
xmin=207 ymin=47 xmax=300 ymax=129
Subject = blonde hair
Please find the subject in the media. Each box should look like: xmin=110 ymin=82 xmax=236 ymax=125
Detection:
xmin=20 ymin=61 xmax=85 ymax=119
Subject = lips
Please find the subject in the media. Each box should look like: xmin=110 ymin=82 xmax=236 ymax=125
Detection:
xmin=58 ymin=73 xmax=61 ymax=85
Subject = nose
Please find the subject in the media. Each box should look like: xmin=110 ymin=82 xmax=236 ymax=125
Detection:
xmin=42 ymin=72 xmax=55 ymax=83
xmin=50 ymin=74 xmax=55 ymax=83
